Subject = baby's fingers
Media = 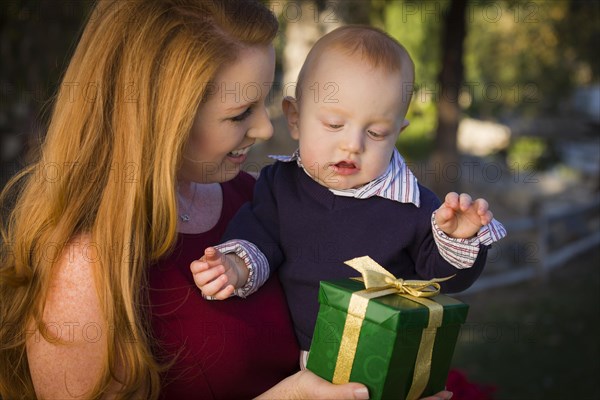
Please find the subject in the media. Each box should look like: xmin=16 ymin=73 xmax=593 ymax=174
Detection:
xmin=192 ymin=263 xmax=224 ymax=286
xmin=204 ymin=246 xmax=225 ymax=266
xmin=435 ymin=205 xmax=454 ymax=226
xmin=474 ymin=198 xmax=493 ymax=224
xmin=190 ymin=259 xmax=209 ymax=274
xmin=478 ymin=209 xmax=493 ymax=225
xmin=474 ymin=198 xmax=490 ymax=214
xmin=195 ymin=272 xmax=229 ymax=296
xmin=444 ymin=192 xmax=460 ymax=209
xmin=459 ymin=193 xmax=473 ymax=211
xmin=209 ymin=285 xmax=236 ymax=300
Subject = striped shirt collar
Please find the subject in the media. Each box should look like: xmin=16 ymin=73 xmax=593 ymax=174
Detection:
xmin=269 ymin=149 xmax=420 ymax=207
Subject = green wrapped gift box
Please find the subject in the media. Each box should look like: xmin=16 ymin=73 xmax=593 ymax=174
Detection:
xmin=306 ymin=278 xmax=468 ymax=400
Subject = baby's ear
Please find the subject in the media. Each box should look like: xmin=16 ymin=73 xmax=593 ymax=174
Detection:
xmin=398 ymin=119 xmax=410 ymax=136
xmin=282 ymin=96 xmax=300 ymax=140
xmin=400 ymin=119 xmax=410 ymax=132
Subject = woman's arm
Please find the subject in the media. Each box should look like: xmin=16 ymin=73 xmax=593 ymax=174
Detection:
xmin=26 ymin=235 xmax=120 ymax=399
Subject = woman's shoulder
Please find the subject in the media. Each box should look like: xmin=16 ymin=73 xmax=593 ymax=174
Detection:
xmin=43 ymin=233 xmax=104 ymax=325
xmin=27 ymin=233 xmax=112 ymax=398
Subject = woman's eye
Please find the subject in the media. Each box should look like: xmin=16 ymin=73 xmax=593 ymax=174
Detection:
xmin=328 ymin=124 xmax=343 ymax=129
xmin=230 ymin=107 xmax=252 ymax=122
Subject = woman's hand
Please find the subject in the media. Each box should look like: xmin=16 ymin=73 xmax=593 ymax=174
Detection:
xmin=421 ymin=390 xmax=453 ymax=400
xmin=255 ymin=370 xmax=369 ymax=399
xmin=256 ymin=369 xmax=454 ymax=400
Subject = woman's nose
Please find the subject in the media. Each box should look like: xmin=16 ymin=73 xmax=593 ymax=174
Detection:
xmin=247 ymin=107 xmax=273 ymax=141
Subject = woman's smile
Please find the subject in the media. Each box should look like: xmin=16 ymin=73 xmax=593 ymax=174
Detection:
xmin=227 ymin=144 xmax=253 ymax=163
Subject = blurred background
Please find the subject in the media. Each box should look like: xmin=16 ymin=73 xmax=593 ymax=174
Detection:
xmin=1 ymin=1 xmax=598 ymax=398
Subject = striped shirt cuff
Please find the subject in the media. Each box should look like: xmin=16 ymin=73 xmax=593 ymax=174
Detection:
xmin=431 ymin=212 xmax=507 ymax=269
xmin=214 ymin=240 xmax=270 ymax=298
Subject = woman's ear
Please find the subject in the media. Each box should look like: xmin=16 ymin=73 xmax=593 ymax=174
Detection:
xmin=282 ymin=96 xmax=300 ymax=140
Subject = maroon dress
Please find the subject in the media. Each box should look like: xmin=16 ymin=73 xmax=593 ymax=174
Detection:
xmin=147 ymin=172 xmax=300 ymax=399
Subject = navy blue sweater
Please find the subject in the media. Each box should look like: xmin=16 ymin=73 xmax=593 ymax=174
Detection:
xmin=223 ymin=161 xmax=487 ymax=350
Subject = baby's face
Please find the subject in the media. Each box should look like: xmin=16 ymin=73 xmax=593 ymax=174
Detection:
xmin=294 ymin=50 xmax=409 ymax=190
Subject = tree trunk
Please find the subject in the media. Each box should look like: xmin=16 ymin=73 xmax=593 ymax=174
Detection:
xmin=430 ymin=0 xmax=467 ymax=197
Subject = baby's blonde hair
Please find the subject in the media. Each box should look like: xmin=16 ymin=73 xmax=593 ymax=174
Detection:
xmin=296 ymin=25 xmax=415 ymax=115
xmin=0 ymin=1 xmax=278 ymax=398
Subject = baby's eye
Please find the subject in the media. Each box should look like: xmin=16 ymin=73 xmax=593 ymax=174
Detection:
xmin=324 ymin=121 xmax=344 ymax=130
xmin=367 ymin=129 xmax=386 ymax=140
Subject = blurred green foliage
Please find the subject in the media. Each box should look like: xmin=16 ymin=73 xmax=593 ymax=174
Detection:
xmin=382 ymin=0 xmax=599 ymax=162
xmin=397 ymin=98 xmax=437 ymax=163
xmin=463 ymin=0 xmax=598 ymax=118
xmin=506 ymin=136 xmax=547 ymax=169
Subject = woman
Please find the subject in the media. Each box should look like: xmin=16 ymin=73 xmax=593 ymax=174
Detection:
xmin=0 ymin=1 xmax=452 ymax=399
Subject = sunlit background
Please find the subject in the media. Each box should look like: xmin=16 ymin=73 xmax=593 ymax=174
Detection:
xmin=1 ymin=1 xmax=598 ymax=398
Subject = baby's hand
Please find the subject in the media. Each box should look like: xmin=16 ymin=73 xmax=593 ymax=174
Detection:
xmin=191 ymin=247 xmax=244 ymax=300
xmin=435 ymin=192 xmax=493 ymax=239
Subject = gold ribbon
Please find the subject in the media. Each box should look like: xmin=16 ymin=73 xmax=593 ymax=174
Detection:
xmin=332 ymin=256 xmax=453 ymax=400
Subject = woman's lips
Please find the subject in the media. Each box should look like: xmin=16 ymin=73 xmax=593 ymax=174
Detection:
xmin=226 ymin=153 xmax=247 ymax=164
xmin=226 ymin=145 xmax=252 ymax=164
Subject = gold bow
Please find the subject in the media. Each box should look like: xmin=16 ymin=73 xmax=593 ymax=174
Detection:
xmin=333 ymin=256 xmax=454 ymax=400
xmin=344 ymin=255 xmax=454 ymax=297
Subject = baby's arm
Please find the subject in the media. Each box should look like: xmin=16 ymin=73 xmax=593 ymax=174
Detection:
xmin=193 ymin=164 xmax=287 ymax=300
xmin=191 ymin=240 xmax=271 ymax=300
xmin=191 ymin=247 xmax=248 ymax=300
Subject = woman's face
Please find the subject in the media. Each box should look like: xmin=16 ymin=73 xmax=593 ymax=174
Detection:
xmin=179 ymin=45 xmax=276 ymax=183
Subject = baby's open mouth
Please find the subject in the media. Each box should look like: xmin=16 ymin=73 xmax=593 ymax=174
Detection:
xmin=335 ymin=161 xmax=357 ymax=169
xmin=331 ymin=160 xmax=360 ymax=176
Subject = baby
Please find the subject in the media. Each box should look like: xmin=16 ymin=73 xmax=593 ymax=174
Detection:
xmin=191 ymin=25 xmax=506 ymax=352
